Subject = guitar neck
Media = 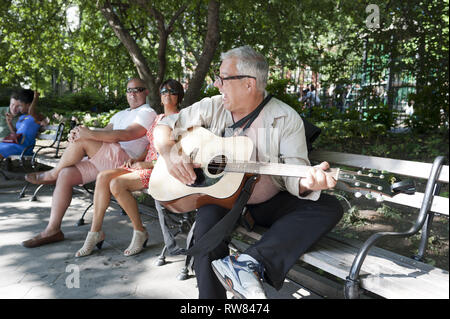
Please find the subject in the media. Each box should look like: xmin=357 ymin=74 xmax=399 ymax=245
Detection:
xmin=223 ymin=162 xmax=340 ymax=179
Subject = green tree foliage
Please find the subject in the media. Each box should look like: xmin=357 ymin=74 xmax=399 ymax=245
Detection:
xmin=0 ymin=0 xmax=447 ymax=133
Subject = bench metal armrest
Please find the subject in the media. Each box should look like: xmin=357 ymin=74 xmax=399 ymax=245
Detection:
xmin=52 ymin=123 xmax=65 ymax=157
xmin=30 ymin=123 xmax=66 ymax=168
xmin=41 ymin=123 xmax=65 ymax=157
xmin=16 ymin=145 xmax=35 ymax=168
xmin=344 ymin=156 xmax=446 ymax=299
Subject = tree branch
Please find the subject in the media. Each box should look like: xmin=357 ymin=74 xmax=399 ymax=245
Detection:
xmin=97 ymin=0 xmax=156 ymax=93
xmin=183 ymin=0 xmax=220 ymax=106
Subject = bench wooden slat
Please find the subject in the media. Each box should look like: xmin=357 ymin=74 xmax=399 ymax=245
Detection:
xmin=37 ymin=133 xmax=58 ymax=140
xmin=34 ymin=157 xmax=59 ymax=167
xmin=326 ymin=234 xmax=449 ymax=284
xmin=234 ymin=226 xmax=449 ymax=299
xmin=43 ymin=125 xmax=60 ymax=131
xmin=312 ymin=239 xmax=448 ymax=299
xmin=381 ymin=192 xmax=449 ymax=216
xmin=310 ymin=150 xmax=449 ymax=183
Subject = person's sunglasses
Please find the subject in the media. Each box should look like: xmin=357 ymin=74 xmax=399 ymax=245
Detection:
xmin=126 ymin=87 xmax=146 ymax=93
xmin=160 ymin=87 xmax=179 ymax=95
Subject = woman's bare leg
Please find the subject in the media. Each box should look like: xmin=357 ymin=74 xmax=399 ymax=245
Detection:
xmin=90 ymin=168 xmax=131 ymax=232
xmin=109 ymin=172 xmax=146 ymax=231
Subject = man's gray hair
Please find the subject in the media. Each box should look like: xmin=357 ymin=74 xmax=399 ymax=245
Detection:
xmin=127 ymin=78 xmax=147 ymax=89
xmin=221 ymin=45 xmax=268 ymax=92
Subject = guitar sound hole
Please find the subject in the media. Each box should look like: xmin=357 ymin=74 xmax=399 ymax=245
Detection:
xmin=207 ymin=155 xmax=227 ymax=175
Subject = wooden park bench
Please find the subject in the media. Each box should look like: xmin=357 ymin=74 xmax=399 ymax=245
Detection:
xmin=1 ymin=123 xmax=65 ymax=191
xmin=232 ymin=151 xmax=449 ymax=299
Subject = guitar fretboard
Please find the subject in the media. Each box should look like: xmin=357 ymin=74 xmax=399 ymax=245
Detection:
xmin=221 ymin=161 xmax=339 ymax=179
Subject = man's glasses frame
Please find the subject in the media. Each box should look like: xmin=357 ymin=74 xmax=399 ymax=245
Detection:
xmin=126 ymin=87 xmax=146 ymax=94
xmin=214 ymin=74 xmax=256 ymax=86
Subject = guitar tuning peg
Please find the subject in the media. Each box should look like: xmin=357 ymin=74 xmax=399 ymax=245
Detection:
xmin=368 ymin=173 xmax=373 ymax=177
xmin=355 ymin=192 xmax=362 ymax=198
xmin=357 ymin=170 xmax=362 ymax=175
xmin=379 ymin=174 xmax=385 ymax=179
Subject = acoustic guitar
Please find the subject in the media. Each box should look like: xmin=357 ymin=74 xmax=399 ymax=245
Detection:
xmin=148 ymin=127 xmax=395 ymax=213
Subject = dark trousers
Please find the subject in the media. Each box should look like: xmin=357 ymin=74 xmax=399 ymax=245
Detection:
xmin=193 ymin=191 xmax=344 ymax=299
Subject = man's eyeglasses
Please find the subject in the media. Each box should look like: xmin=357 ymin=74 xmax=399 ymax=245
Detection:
xmin=214 ymin=74 xmax=256 ymax=86
xmin=126 ymin=87 xmax=146 ymax=94
xmin=160 ymin=87 xmax=179 ymax=95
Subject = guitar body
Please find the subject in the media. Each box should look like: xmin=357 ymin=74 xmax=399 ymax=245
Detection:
xmin=148 ymin=127 xmax=254 ymax=213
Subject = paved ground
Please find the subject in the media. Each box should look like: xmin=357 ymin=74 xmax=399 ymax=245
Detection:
xmin=0 ymin=173 xmax=320 ymax=300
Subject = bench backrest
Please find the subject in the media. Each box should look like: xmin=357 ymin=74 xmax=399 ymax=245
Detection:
xmin=309 ymin=150 xmax=449 ymax=216
xmin=37 ymin=123 xmax=65 ymax=142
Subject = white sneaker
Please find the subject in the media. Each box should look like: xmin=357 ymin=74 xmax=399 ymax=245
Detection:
xmin=211 ymin=253 xmax=267 ymax=299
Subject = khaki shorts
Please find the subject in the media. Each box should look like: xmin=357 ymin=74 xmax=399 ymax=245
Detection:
xmin=74 ymin=142 xmax=130 ymax=185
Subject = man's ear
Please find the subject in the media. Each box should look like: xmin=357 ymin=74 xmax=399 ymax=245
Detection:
xmin=247 ymin=78 xmax=256 ymax=91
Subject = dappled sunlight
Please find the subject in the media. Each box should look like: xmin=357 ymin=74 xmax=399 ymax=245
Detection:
xmin=0 ymin=185 xmax=199 ymax=298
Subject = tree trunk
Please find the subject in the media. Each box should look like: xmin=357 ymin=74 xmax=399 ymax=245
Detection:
xmin=182 ymin=0 xmax=220 ymax=107
xmin=97 ymin=0 xmax=159 ymax=106
xmin=98 ymin=0 xmax=189 ymax=112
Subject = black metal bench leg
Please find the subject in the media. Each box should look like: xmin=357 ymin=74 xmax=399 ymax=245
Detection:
xmin=413 ymin=212 xmax=435 ymax=262
xmin=413 ymin=183 xmax=441 ymax=262
xmin=18 ymin=182 xmax=30 ymax=198
xmin=154 ymin=246 xmax=168 ymax=266
xmin=77 ymin=202 xmax=93 ymax=226
xmin=177 ymin=221 xmax=195 ymax=281
xmin=30 ymin=184 xmax=46 ymax=201
xmin=177 ymin=265 xmax=189 ymax=281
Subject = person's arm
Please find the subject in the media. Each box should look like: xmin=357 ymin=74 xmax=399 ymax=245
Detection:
xmin=122 ymin=147 xmax=149 ymax=168
xmin=153 ymin=96 xmax=219 ymax=185
xmin=73 ymin=122 xmax=147 ymax=143
xmin=5 ymin=112 xmax=16 ymax=133
xmin=153 ymin=124 xmax=198 ymax=185
xmin=277 ymin=112 xmax=336 ymax=199
xmin=28 ymin=92 xmax=45 ymax=123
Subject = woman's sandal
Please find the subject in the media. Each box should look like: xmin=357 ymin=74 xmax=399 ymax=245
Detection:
xmin=124 ymin=230 xmax=149 ymax=257
xmin=75 ymin=231 xmax=105 ymax=257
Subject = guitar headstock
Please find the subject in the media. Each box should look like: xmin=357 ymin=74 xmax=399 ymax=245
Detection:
xmin=336 ymin=168 xmax=412 ymax=201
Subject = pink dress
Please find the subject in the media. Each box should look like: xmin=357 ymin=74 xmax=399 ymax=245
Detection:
xmin=122 ymin=113 xmax=164 ymax=188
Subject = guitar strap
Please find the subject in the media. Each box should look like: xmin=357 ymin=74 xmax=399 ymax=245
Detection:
xmin=184 ymin=95 xmax=273 ymax=256
xmin=185 ymin=175 xmax=259 ymax=256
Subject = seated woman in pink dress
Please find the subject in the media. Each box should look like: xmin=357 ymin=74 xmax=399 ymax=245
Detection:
xmin=75 ymin=79 xmax=183 ymax=257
